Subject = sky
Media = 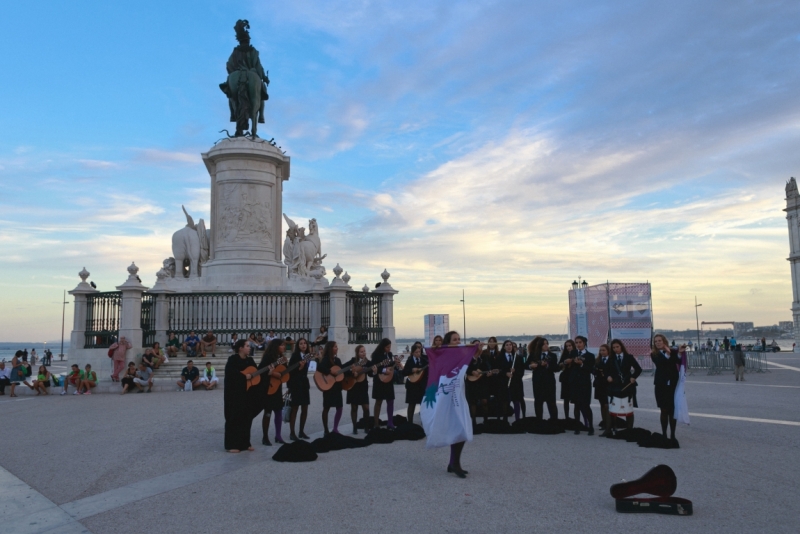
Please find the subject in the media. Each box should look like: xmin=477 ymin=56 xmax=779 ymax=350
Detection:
xmin=1 ymin=0 xmax=799 ymax=342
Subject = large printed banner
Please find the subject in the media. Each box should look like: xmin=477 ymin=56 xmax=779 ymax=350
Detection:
xmin=423 ymin=314 xmax=450 ymax=347
xmin=569 ymin=283 xmax=653 ymax=357
xmin=608 ymin=283 xmax=652 ymax=357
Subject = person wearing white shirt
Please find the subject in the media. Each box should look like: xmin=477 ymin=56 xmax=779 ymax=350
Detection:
xmin=199 ymin=362 xmax=219 ymax=390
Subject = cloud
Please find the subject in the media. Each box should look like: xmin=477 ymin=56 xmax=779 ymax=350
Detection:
xmin=133 ymin=148 xmax=202 ymax=165
xmin=78 ymin=159 xmax=118 ymax=169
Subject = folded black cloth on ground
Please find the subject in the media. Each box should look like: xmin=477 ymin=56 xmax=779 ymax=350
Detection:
xmin=609 ymin=428 xmax=652 ymax=443
xmin=637 ymin=432 xmax=679 ymax=449
xmin=364 ymin=427 xmax=396 ymax=444
xmin=511 ymin=417 xmax=565 ymax=435
xmin=392 ymin=415 xmax=408 ymax=426
xmin=391 ymin=423 xmax=426 ymax=441
xmin=600 ymin=418 xmax=629 ymax=430
xmin=311 ymin=432 xmax=372 ymax=453
xmin=480 ymin=419 xmax=522 ymax=434
xmin=272 ymin=440 xmax=318 ymax=462
xmin=553 ymin=418 xmax=588 ymax=432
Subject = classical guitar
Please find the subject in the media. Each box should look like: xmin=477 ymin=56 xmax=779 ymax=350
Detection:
xmin=340 ymin=358 xmax=370 ymax=391
xmin=407 ymin=364 xmax=429 ymax=384
xmin=270 ymin=353 xmax=318 ymax=394
xmin=466 ymin=369 xmax=499 ymax=382
xmin=314 ymin=361 xmax=342 ymax=392
xmin=377 ymin=355 xmax=405 ymax=383
xmin=241 ymin=355 xmax=288 ymax=392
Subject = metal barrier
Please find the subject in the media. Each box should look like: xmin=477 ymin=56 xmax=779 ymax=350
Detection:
xmin=688 ymin=350 xmax=769 ymax=374
xmin=346 ymin=292 xmax=382 ymax=344
xmin=141 ymin=293 xmax=156 ymax=347
xmin=84 ymin=292 xmax=121 ymax=348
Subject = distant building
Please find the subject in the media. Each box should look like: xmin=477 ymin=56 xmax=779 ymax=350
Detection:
xmin=779 ymin=321 xmax=794 ymax=332
xmin=423 ymin=314 xmax=449 ymax=346
xmin=734 ymin=322 xmax=754 ymax=336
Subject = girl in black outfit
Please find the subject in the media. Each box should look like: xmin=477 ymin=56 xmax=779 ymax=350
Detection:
xmin=651 ymin=334 xmax=681 ymax=442
xmin=371 ymin=338 xmax=400 ymax=430
xmin=527 ymin=337 xmax=558 ymax=420
xmin=504 ymin=340 xmax=526 ymax=422
xmin=318 ymin=341 xmax=344 ymax=435
xmin=402 ymin=345 xmax=428 ymax=424
xmin=346 ymin=345 xmax=371 ymax=435
xmin=567 ymin=336 xmax=595 ymax=435
xmin=593 ymin=343 xmax=612 ymax=437
xmin=493 ymin=340 xmax=516 ymax=422
xmin=225 ymin=339 xmax=258 ymax=453
xmin=256 ymin=339 xmax=286 ymax=446
xmin=120 ymin=362 xmax=137 ymax=395
xmin=608 ymin=338 xmax=642 ymax=431
xmin=288 ymin=338 xmax=312 ymax=441
xmin=558 ymin=339 xmax=578 ymax=420
xmin=466 ymin=345 xmax=493 ymax=427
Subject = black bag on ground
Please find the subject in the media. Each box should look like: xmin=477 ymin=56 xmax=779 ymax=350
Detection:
xmin=272 ymin=440 xmax=318 ymax=462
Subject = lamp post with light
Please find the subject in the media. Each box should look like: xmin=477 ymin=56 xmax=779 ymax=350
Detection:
xmin=694 ymin=296 xmax=702 ymax=351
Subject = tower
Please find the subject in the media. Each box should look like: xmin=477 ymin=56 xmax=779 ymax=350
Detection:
xmin=784 ymin=177 xmax=800 ymax=352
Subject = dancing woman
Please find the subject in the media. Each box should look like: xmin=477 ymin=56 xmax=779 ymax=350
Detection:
xmin=346 ymin=345 xmax=371 ymax=435
xmin=225 ymin=340 xmax=258 ymax=453
xmin=528 ymin=337 xmax=558 ymax=420
xmin=288 ymin=337 xmax=312 ymax=440
xmin=318 ymin=341 xmax=344 ymax=435
xmin=651 ymin=334 xmax=682 ymax=442
xmin=371 ymin=338 xmax=399 ymax=430
xmin=257 ymin=338 xmax=286 ymax=446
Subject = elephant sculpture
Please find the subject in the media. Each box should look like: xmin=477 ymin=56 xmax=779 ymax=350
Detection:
xmin=172 ymin=206 xmax=210 ymax=278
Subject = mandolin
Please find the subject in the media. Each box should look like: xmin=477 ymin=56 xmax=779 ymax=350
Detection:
xmin=241 ymin=355 xmax=288 ymax=392
xmin=407 ymin=364 xmax=429 ymax=383
xmin=466 ymin=369 xmax=499 ymax=382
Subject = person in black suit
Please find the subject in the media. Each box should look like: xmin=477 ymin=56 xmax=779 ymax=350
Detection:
xmin=371 ymin=338 xmax=400 ymax=430
xmin=505 ymin=341 xmax=526 ymax=422
xmin=466 ymin=344 xmax=493 ymax=427
xmin=558 ymin=339 xmax=578 ymax=420
xmin=402 ymin=345 xmax=428 ymax=423
xmin=287 ymin=338 xmax=312 ymax=441
xmin=608 ymin=338 xmax=642 ymax=431
xmin=568 ymin=336 xmax=595 ymax=435
xmin=651 ymin=334 xmax=681 ymax=441
xmin=593 ymin=344 xmax=612 ymax=437
xmin=494 ymin=340 xmax=516 ymax=423
xmin=255 ymin=339 xmax=287 ymax=446
xmin=345 ymin=345 xmax=371 ymax=435
xmin=528 ymin=336 xmax=558 ymax=420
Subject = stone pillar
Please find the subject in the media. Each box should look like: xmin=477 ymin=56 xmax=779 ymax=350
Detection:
xmin=373 ymin=269 xmax=399 ymax=348
xmin=68 ymin=267 xmax=98 ymax=352
xmin=785 ymin=178 xmax=800 ymax=352
xmin=201 ymin=137 xmax=291 ymax=291
xmin=149 ymin=269 xmax=175 ymax=347
xmin=116 ymin=263 xmax=149 ymax=351
xmin=327 ymin=264 xmax=352 ymax=349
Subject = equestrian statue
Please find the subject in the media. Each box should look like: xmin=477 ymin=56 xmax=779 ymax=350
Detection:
xmin=219 ymin=20 xmax=269 ymax=137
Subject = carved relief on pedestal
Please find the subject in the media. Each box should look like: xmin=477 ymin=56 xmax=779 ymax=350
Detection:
xmin=217 ymin=182 xmax=273 ymax=244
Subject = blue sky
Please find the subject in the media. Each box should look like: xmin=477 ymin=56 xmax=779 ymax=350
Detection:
xmin=1 ymin=0 xmax=799 ymax=341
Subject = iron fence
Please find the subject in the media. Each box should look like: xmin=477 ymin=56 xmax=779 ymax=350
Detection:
xmin=84 ymin=292 xmax=121 ymax=348
xmin=320 ymin=293 xmax=330 ymax=329
xmin=346 ymin=292 xmax=382 ymax=344
xmin=141 ymin=293 xmax=156 ymax=347
xmin=166 ymin=293 xmax=312 ymax=344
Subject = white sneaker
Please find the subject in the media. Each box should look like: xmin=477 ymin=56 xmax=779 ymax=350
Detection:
xmin=177 ymin=387 xmax=183 ymax=392
xmin=73 ymin=391 xmax=78 ymax=395
xmin=60 ymin=391 xmax=66 ymax=396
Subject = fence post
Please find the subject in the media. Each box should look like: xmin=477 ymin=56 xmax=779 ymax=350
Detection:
xmin=149 ymin=270 xmax=175 ymax=348
xmin=327 ymin=264 xmax=352 ymax=348
xmin=373 ymin=269 xmax=399 ymax=348
xmin=116 ymin=263 xmax=149 ymax=352
xmin=68 ymin=267 xmax=98 ymax=355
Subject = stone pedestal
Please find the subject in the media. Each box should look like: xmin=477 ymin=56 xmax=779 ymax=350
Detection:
xmin=68 ymin=268 xmax=98 ymax=354
xmin=201 ymin=137 xmax=291 ymax=290
xmin=117 ymin=263 xmax=149 ymax=352
xmin=373 ymin=270 xmax=399 ymax=349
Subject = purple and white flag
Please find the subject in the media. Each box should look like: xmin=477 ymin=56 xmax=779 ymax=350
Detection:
xmin=420 ymin=345 xmax=477 ymax=449
xmin=674 ymin=351 xmax=690 ymax=425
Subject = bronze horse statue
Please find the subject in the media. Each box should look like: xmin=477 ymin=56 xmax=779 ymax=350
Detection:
xmin=219 ymin=20 xmax=269 ymax=137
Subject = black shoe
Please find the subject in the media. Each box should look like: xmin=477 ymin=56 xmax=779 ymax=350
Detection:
xmin=574 ymin=429 xmax=580 ymax=435
xmin=587 ymin=428 xmax=595 ymax=436
xmin=262 ymin=437 xmax=272 ymax=446
xmin=600 ymin=430 xmax=613 ymax=438
xmin=447 ymin=465 xmax=467 ymax=478
xmin=299 ymin=432 xmax=310 ymax=439
xmin=352 ymin=429 xmax=358 ymax=435
xmin=289 ymin=434 xmax=298 ymax=441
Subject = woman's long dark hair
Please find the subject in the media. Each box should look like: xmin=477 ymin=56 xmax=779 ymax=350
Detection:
xmin=260 ymin=338 xmax=285 ymax=366
xmin=528 ymin=336 xmax=545 ymax=360
xmin=292 ymin=337 xmax=310 ymax=358
xmin=442 ymin=331 xmax=459 ymax=346
xmin=371 ymin=338 xmax=392 ymax=359
xmin=610 ymin=338 xmax=629 ymax=355
xmin=323 ymin=341 xmax=337 ymax=363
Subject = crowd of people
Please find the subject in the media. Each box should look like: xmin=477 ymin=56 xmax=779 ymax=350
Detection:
xmin=222 ymin=332 xmax=689 ymax=477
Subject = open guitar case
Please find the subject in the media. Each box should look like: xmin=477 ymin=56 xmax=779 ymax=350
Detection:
xmin=610 ymin=465 xmax=693 ymax=516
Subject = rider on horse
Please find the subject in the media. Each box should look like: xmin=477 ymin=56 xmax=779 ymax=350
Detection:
xmin=219 ymin=20 xmax=269 ymax=137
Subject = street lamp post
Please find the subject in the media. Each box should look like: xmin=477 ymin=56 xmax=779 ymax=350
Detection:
xmin=460 ymin=289 xmax=467 ymax=340
xmin=694 ymin=296 xmax=702 ymax=351
xmin=60 ymin=290 xmax=68 ymax=361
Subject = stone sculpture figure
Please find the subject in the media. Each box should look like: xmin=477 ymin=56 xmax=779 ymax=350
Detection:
xmin=172 ymin=206 xmax=211 ymax=278
xmin=283 ymin=214 xmax=326 ymax=278
xmin=219 ymin=20 xmax=269 ymax=138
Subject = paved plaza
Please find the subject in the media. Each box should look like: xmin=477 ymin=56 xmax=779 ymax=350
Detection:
xmin=1 ymin=355 xmax=799 ymax=533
